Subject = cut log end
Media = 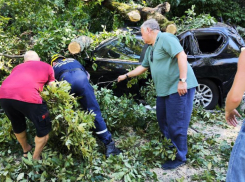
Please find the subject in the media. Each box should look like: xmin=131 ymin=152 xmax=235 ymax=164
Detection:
xmin=165 ymin=24 xmax=177 ymax=34
xmin=68 ymin=42 xmax=81 ymax=54
xmin=127 ymin=10 xmax=141 ymax=22
xmin=68 ymin=36 xmax=92 ymax=54
xmin=165 ymin=2 xmax=170 ymax=13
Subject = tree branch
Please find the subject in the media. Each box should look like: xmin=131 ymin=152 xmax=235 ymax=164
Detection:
xmin=0 ymin=53 xmax=24 ymax=58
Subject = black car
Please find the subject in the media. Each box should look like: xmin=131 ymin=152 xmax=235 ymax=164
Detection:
xmin=85 ymin=23 xmax=245 ymax=110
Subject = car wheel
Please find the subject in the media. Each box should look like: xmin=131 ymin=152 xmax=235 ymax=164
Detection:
xmin=194 ymin=79 xmax=219 ymax=110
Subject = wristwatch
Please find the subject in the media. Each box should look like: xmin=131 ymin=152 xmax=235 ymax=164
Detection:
xmin=179 ymin=78 xmax=187 ymax=83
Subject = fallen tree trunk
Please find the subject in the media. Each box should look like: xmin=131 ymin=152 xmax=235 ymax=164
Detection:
xmin=102 ymin=0 xmax=177 ymax=34
xmin=102 ymin=0 xmax=142 ymax=22
xmin=68 ymin=36 xmax=93 ymax=54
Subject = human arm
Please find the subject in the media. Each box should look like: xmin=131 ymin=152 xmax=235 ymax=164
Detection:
xmin=225 ymin=51 xmax=245 ymax=126
xmin=47 ymin=66 xmax=55 ymax=86
xmin=117 ymin=65 xmax=148 ymax=82
xmin=176 ymin=51 xmax=188 ymax=96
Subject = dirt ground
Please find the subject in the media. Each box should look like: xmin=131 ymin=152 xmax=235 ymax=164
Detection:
xmin=151 ymin=118 xmax=242 ymax=182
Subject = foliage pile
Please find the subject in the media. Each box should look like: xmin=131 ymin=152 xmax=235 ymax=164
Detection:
xmin=140 ymin=79 xmax=156 ymax=107
xmin=173 ymin=5 xmax=217 ymax=34
xmin=41 ymin=81 xmax=97 ymax=158
xmin=0 ymin=81 xmax=176 ymax=181
xmin=187 ymin=106 xmax=233 ymax=181
xmin=0 ymin=78 xmax=239 ymax=181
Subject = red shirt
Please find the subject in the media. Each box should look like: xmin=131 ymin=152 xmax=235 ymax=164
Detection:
xmin=0 ymin=61 xmax=55 ymax=104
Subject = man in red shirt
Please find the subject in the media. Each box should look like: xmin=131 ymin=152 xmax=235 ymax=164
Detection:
xmin=0 ymin=50 xmax=55 ymax=160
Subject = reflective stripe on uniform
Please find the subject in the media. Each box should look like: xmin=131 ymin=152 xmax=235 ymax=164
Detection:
xmin=96 ymin=129 xmax=108 ymax=135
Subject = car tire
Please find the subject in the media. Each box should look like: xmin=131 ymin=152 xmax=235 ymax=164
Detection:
xmin=194 ymin=79 xmax=219 ymax=110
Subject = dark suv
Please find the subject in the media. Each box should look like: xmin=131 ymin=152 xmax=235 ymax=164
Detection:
xmin=85 ymin=23 xmax=245 ymax=110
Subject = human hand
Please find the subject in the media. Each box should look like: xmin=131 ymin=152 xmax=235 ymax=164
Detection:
xmin=225 ymin=109 xmax=241 ymax=127
xmin=117 ymin=74 xmax=127 ymax=82
xmin=86 ymin=71 xmax=90 ymax=80
xmin=178 ymin=82 xmax=187 ymax=96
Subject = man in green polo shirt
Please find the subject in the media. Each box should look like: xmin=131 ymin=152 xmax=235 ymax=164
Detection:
xmin=118 ymin=19 xmax=198 ymax=169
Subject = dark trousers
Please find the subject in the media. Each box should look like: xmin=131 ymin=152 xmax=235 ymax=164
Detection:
xmin=61 ymin=70 xmax=112 ymax=145
xmin=156 ymin=88 xmax=195 ymax=161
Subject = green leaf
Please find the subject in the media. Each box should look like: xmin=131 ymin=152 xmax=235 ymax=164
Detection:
xmin=111 ymin=172 xmax=125 ymax=179
xmin=6 ymin=178 xmax=13 ymax=182
xmin=17 ymin=173 xmax=25 ymax=181
xmin=124 ymin=162 xmax=131 ymax=168
xmin=92 ymin=63 xmax=97 ymax=71
xmin=208 ymin=162 xmax=212 ymax=170
xmin=22 ymin=157 xmax=33 ymax=166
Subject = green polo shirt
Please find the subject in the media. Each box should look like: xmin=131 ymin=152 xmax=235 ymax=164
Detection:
xmin=142 ymin=32 xmax=198 ymax=97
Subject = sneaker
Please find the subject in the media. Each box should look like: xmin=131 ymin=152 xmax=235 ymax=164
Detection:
xmin=105 ymin=140 xmax=122 ymax=158
xmin=162 ymin=159 xmax=186 ymax=170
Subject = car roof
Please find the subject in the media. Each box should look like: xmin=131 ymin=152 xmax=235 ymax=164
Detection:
xmin=178 ymin=23 xmax=245 ymax=47
xmin=95 ymin=23 xmax=245 ymax=50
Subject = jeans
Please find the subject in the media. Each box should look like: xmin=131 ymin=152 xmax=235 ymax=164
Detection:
xmin=156 ymin=88 xmax=195 ymax=161
xmin=61 ymin=70 xmax=112 ymax=145
xmin=226 ymin=120 xmax=245 ymax=182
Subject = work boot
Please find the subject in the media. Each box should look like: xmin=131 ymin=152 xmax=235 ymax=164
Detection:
xmin=105 ymin=140 xmax=122 ymax=158
xmin=162 ymin=159 xmax=186 ymax=170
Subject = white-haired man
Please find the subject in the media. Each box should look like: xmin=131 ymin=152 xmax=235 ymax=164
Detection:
xmin=118 ymin=19 xmax=198 ymax=169
xmin=0 ymin=50 xmax=54 ymax=160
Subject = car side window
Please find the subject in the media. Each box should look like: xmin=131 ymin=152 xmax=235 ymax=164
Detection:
xmin=94 ymin=38 xmax=145 ymax=61
xmin=194 ymin=32 xmax=225 ymax=54
xmin=180 ymin=35 xmax=202 ymax=56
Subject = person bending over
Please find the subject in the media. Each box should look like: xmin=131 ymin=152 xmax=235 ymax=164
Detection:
xmin=51 ymin=54 xmax=121 ymax=157
xmin=0 ymin=51 xmax=54 ymax=160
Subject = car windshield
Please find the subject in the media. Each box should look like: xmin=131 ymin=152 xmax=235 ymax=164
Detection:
xmin=94 ymin=38 xmax=145 ymax=61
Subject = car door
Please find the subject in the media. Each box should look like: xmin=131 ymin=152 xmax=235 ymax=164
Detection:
xmin=190 ymin=29 xmax=238 ymax=109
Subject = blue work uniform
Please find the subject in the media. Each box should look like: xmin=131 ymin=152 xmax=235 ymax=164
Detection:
xmin=53 ymin=58 xmax=112 ymax=145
